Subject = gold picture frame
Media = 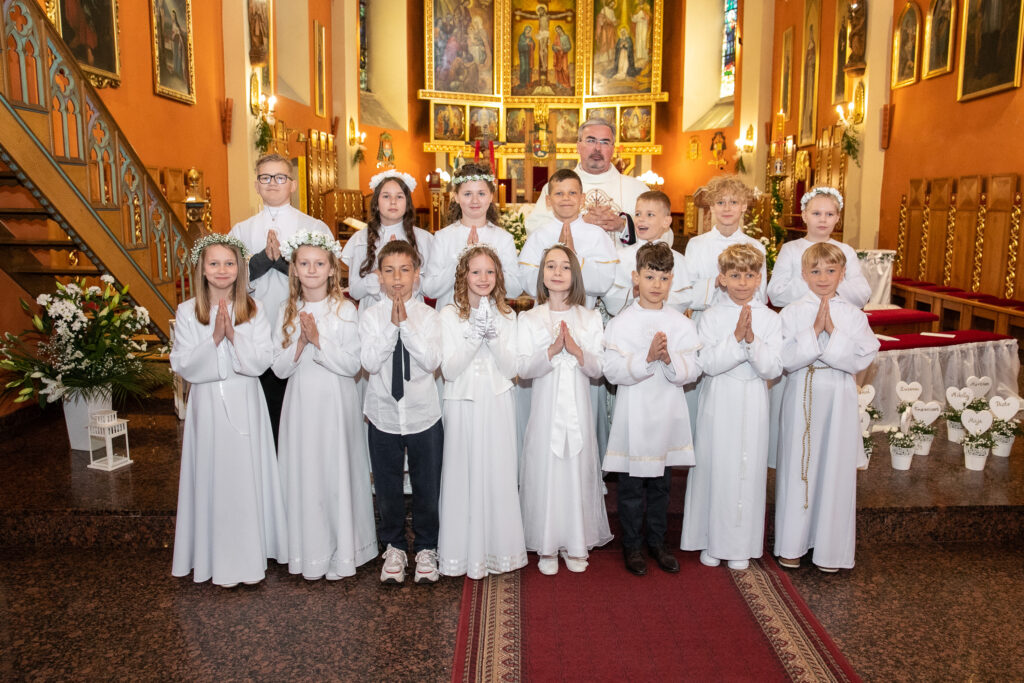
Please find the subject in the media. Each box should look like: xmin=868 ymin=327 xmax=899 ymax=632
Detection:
xmin=422 ymin=0 xmax=499 ymax=100
xmin=150 ymin=0 xmax=196 ymax=104
xmin=892 ymin=2 xmax=921 ymax=90
xmin=797 ymin=0 xmax=822 ymax=147
xmin=957 ymin=0 xmax=1024 ymax=101
xmin=780 ymin=26 xmax=794 ymax=119
xmin=923 ymin=0 xmax=955 ymax=78
xmin=432 ymin=102 xmax=468 ymax=142
xmin=52 ymin=0 xmax=122 ymax=89
xmin=314 ymin=21 xmax=326 ymax=118
xmin=832 ymin=0 xmax=849 ymax=104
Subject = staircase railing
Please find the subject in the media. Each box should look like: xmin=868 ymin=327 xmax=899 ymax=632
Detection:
xmin=0 ymin=0 xmax=195 ymax=340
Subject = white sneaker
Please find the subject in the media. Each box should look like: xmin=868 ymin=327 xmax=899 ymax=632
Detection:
xmin=380 ymin=544 xmax=408 ymax=584
xmin=727 ymin=559 xmax=750 ymax=571
xmin=537 ymin=555 xmax=559 ymax=575
xmin=559 ymin=550 xmax=588 ymax=573
xmin=700 ymin=551 xmax=721 ymax=567
xmin=414 ymin=549 xmax=440 ymax=584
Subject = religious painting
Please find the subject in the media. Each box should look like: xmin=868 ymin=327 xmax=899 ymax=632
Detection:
xmin=504 ymin=158 xmax=525 ymax=186
xmin=780 ymin=27 xmax=793 ymax=119
xmin=433 ymin=103 xmax=467 ymax=141
xmin=923 ymin=0 xmax=956 ymax=78
xmin=54 ymin=0 xmax=121 ymax=88
xmin=469 ymin=106 xmax=501 ymax=141
xmin=429 ymin=0 xmax=495 ymax=95
xmin=797 ymin=0 xmax=821 ymax=147
xmin=314 ymin=21 xmax=326 ymax=118
xmin=591 ymin=0 xmax=657 ymax=96
xmin=833 ymin=1 xmax=848 ymax=104
xmin=505 ymin=108 xmax=530 ymax=142
xmin=150 ymin=0 xmax=196 ymax=104
xmin=584 ymin=106 xmax=617 ymax=125
xmin=618 ymin=105 xmax=652 ymax=143
xmin=248 ymin=0 xmax=273 ymax=95
xmin=511 ymin=0 xmax=577 ymax=96
xmin=957 ymin=0 xmax=1023 ymax=100
xmin=556 ymin=158 xmax=577 ymax=170
xmin=892 ymin=2 xmax=921 ymax=89
xmin=551 ymin=108 xmax=580 ymax=142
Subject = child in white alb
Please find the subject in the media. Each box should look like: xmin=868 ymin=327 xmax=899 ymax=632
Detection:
xmin=272 ymin=231 xmax=376 ymax=581
xmin=170 ymin=234 xmax=287 ymax=588
xmin=437 ymin=245 xmax=527 ymax=579
xmin=681 ymin=244 xmax=783 ymax=571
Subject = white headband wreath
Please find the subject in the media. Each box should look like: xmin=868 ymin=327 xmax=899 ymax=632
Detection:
xmin=280 ymin=230 xmax=343 ymax=262
xmin=800 ymin=186 xmax=844 ymax=212
xmin=369 ymin=170 xmax=417 ymax=194
xmin=190 ymin=234 xmax=249 ymax=267
xmin=453 ymin=173 xmax=495 ymax=187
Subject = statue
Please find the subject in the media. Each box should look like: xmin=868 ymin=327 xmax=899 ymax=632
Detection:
xmin=845 ymin=1 xmax=867 ymax=75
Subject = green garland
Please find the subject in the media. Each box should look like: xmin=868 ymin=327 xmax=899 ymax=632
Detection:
xmin=255 ymin=115 xmax=273 ymax=155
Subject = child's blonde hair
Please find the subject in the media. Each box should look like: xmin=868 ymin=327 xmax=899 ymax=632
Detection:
xmin=801 ymin=242 xmax=846 ymax=270
xmin=718 ymin=244 xmax=764 ymax=273
xmin=636 ymin=190 xmax=671 ymax=213
xmin=704 ymin=174 xmax=755 ymax=205
xmin=536 ymin=245 xmax=586 ymax=307
xmin=452 ymin=245 xmax=514 ymax=320
xmin=193 ymin=242 xmax=257 ymax=326
xmin=280 ymin=245 xmax=346 ymax=348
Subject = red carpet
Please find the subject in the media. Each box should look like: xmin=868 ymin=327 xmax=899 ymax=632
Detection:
xmin=451 ymin=551 xmax=859 ymax=682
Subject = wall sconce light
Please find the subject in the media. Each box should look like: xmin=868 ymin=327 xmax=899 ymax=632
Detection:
xmin=258 ymin=93 xmax=277 ymax=124
xmin=348 ymin=117 xmax=367 ymax=147
xmin=734 ymin=124 xmax=755 ymax=154
xmin=637 ymin=170 xmax=665 ymax=189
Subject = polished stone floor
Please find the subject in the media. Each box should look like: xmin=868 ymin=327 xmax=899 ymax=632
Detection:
xmin=2 ymin=395 xmax=1023 ymax=680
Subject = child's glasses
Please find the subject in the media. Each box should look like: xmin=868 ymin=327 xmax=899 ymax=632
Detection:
xmin=257 ymin=173 xmax=293 ymax=185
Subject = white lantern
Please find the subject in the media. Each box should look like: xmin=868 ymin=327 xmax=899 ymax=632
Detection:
xmin=86 ymin=409 xmax=132 ymax=471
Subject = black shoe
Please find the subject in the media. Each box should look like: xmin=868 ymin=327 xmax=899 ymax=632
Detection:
xmin=648 ymin=545 xmax=680 ymax=573
xmin=623 ymin=548 xmax=647 ymax=576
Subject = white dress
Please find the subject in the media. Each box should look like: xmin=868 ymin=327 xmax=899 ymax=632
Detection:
xmin=272 ymin=298 xmax=377 ymax=580
xmin=170 ymin=299 xmax=288 ymax=586
xmin=437 ymin=303 xmax=527 ymax=578
xmin=517 ymin=304 xmax=613 ymax=557
xmin=681 ymin=300 xmax=783 ymax=561
xmin=421 ymin=221 xmax=523 ymax=309
xmin=340 ymin=223 xmax=435 ymax=304
xmin=774 ymin=293 xmax=880 ymax=569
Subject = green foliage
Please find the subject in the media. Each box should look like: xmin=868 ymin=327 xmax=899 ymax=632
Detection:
xmin=255 ymin=115 xmax=273 ymax=155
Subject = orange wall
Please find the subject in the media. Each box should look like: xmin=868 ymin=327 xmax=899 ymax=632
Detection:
xmin=877 ymin=0 xmax=1024 ymax=249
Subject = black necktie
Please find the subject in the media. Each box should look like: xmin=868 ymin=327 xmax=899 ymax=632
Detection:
xmin=391 ymin=334 xmax=410 ymax=401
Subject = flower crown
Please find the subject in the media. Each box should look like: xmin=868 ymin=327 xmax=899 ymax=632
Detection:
xmin=800 ymin=186 xmax=844 ymax=212
xmin=456 ymin=242 xmax=499 ymax=263
xmin=453 ymin=173 xmax=495 ymax=187
xmin=280 ymin=230 xmax=343 ymax=262
xmin=190 ymin=234 xmax=249 ymax=267
xmin=369 ymin=170 xmax=417 ymax=194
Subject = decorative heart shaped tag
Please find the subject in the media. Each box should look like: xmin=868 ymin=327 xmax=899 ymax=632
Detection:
xmin=961 ymin=409 xmax=993 ymax=435
xmin=860 ymin=410 xmax=870 ymax=433
xmin=857 ymin=385 xmax=876 ymax=409
xmin=911 ymin=400 xmax=942 ymax=425
xmin=946 ymin=386 xmax=972 ymax=411
xmin=966 ymin=376 xmax=993 ymax=399
xmin=896 ymin=381 xmax=923 ymax=403
xmin=900 ymin=409 xmax=913 ymax=434
xmin=989 ymin=396 xmax=1020 ymax=421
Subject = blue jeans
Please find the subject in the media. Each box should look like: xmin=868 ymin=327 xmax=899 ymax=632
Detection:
xmin=367 ymin=420 xmax=443 ymax=552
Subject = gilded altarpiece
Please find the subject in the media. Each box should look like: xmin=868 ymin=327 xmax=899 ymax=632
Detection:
xmin=420 ymin=0 xmax=666 ymax=178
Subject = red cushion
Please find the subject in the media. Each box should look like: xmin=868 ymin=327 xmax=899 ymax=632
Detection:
xmin=878 ymin=330 xmax=1012 ymax=352
xmin=864 ymin=308 xmax=939 ymax=327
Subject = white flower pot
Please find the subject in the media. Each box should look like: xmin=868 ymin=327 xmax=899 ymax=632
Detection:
xmin=858 ymin=446 xmax=873 ymax=471
xmin=890 ymin=445 xmax=915 ymax=470
xmin=914 ymin=433 xmax=935 ymax=455
xmin=992 ymin=434 xmax=1015 ymax=458
xmin=62 ymin=387 xmax=112 ymax=450
xmin=947 ymin=420 xmax=965 ymax=444
xmin=963 ymin=445 xmax=989 ymax=471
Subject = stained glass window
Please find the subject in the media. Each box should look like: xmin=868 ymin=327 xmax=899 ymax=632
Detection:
xmin=359 ymin=0 xmax=369 ymax=92
xmin=720 ymin=0 xmax=738 ymax=98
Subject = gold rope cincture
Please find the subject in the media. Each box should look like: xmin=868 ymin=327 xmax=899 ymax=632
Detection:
xmin=800 ymin=364 xmax=828 ymax=509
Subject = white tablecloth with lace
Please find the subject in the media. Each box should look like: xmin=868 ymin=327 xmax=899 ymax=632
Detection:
xmin=857 ymin=249 xmax=896 ymax=306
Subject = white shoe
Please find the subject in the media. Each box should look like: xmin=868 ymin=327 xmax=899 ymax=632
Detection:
xmin=537 ymin=555 xmax=559 ymax=575
xmin=559 ymin=550 xmax=588 ymax=573
xmin=219 ymin=582 xmax=239 ymax=589
xmin=414 ymin=549 xmax=440 ymax=584
xmin=727 ymin=559 xmax=750 ymax=571
xmin=700 ymin=551 xmax=721 ymax=567
xmin=380 ymin=544 xmax=408 ymax=584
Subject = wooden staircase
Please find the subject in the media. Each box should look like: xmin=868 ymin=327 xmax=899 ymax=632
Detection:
xmin=0 ymin=0 xmax=197 ymax=340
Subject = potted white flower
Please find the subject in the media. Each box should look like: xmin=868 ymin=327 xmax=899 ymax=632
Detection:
xmin=858 ymin=404 xmax=881 ymax=470
xmin=962 ymin=430 xmax=995 ymax=470
xmin=909 ymin=419 xmax=937 ymax=455
xmin=886 ymin=427 xmax=916 ymax=470
xmin=990 ymin=418 xmax=1021 ymax=458
xmin=942 ymin=398 xmax=988 ymax=444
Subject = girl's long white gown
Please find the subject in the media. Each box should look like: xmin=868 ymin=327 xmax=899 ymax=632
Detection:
xmin=272 ymin=298 xmax=377 ymax=579
xmin=437 ymin=304 xmax=527 ymax=578
xmin=517 ymin=304 xmax=613 ymax=557
xmin=170 ymin=299 xmax=288 ymax=586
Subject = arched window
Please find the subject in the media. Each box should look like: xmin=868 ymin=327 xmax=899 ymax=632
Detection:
xmin=359 ymin=0 xmax=369 ymax=92
xmin=719 ymin=0 xmax=738 ymax=98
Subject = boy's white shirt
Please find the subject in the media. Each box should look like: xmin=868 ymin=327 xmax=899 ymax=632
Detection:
xmin=604 ymin=233 xmax=692 ymax=315
xmin=683 ymin=226 xmax=767 ymax=311
xmin=602 ymin=301 xmax=702 ymax=476
xmin=518 ymin=214 xmax=618 ymax=308
xmin=339 ymin=223 xmax=435 ymax=303
xmin=767 ymin=237 xmax=872 ymax=308
xmin=358 ymin=295 xmax=442 ymax=434
xmin=779 ymin=292 xmax=880 ymax=375
xmin=421 ymin=221 xmax=523 ymax=308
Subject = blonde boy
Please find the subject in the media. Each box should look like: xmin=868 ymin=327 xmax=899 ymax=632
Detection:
xmin=681 ymin=244 xmax=782 ymax=571
xmin=774 ymin=243 xmax=879 ymax=573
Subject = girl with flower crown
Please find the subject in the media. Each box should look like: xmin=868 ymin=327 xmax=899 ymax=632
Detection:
xmin=437 ymin=245 xmax=527 ymax=579
xmin=422 ymin=163 xmax=523 ymax=309
xmin=271 ymin=231 xmax=377 ymax=581
xmin=340 ymin=171 xmax=434 ymax=304
xmin=170 ymin=234 xmax=288 ymax=588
